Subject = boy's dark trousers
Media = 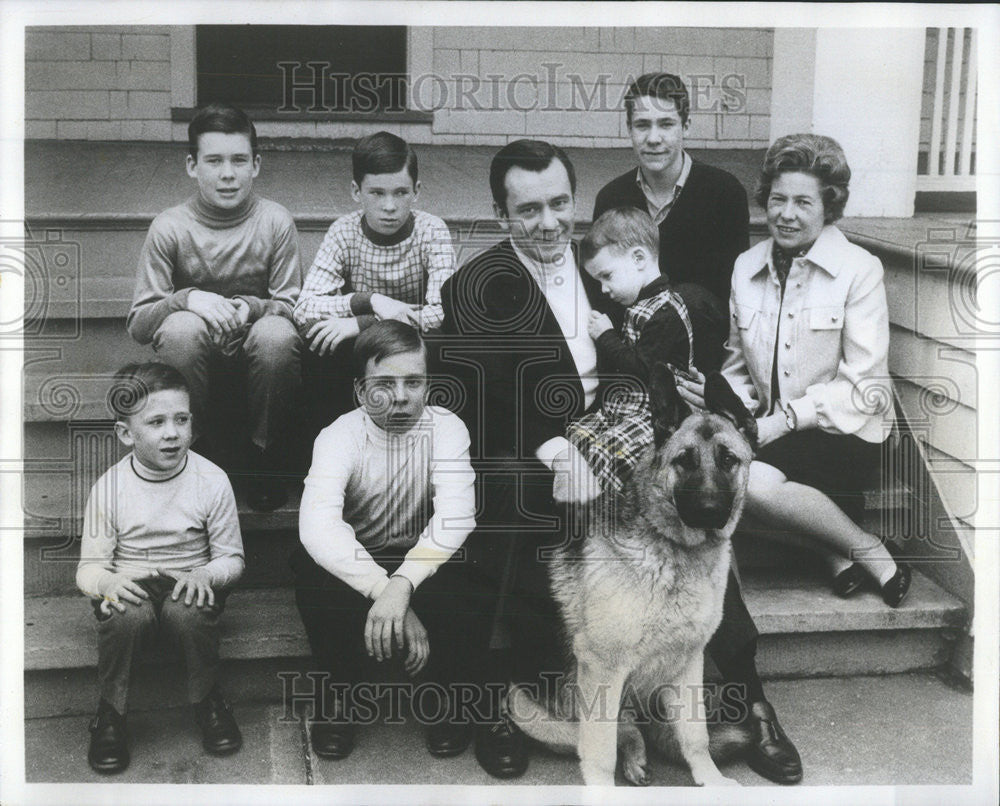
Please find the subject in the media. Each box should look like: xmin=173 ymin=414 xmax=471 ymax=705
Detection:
xmin=94 ymin=575 xmax=229 ymax=715
xmin=291 ymin=545 xmax=496 ymax=724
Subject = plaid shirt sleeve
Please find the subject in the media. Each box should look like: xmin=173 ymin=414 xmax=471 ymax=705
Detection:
xmin=414 ymin=214 xmax=455 ymax=332
xmin=293 ymin=219 xmax=354 ymax=328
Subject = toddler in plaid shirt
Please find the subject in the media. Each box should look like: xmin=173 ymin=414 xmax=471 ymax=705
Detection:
xmin=294 ymin=131 xmax=457 ymax=431
xmin=565 ymin=207 xmax=699 ymax=496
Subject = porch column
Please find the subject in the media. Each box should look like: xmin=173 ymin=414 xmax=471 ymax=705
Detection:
xmin=770 ymin=28 xmax=925 ymax=217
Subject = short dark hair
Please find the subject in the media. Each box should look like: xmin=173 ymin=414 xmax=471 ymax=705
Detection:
xmin=754 ymin=133 xmax=851 ymax=223
xmin=352 ymin=131 xmax=418 ymax=186
xmin=108 ymin=362 xmax=189 ymax=420
xmin=489 ymin=139 xmax=576 ymax=216
xmin=580 ymin=207 xmax=660 ymax=266
xmin=624 ymin=73 xmax=690 ymax=126
xmin=187 ymin=103 xmax=258 ymax=159
xmin=353 ymin=320 xmax=426 ymax=377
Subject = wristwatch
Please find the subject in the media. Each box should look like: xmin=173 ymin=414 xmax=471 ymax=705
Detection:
xmin=784 ymin=403 xmax=798 ymax=432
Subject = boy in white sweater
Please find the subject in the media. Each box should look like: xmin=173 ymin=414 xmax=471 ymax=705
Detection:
xmin=77 ymin=362 xmax=245 ymax=774
xmin=293 ymin=320 xmax=487 ymax=761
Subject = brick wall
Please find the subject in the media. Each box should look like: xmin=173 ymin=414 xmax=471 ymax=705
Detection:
xmin=25 ymin=26 xmax=172 ymax=141
xmin=24 ymin=25 xmax=772 ymax=148
xmin=424 ymin=27 xmax=773 ymax=148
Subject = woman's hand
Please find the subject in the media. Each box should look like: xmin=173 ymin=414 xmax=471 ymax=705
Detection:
xmin=675 ymin=369 xmax=707 ymax=411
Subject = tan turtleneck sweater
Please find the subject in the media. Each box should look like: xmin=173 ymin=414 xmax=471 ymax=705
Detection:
xmin=127 ymin=193 xmax=301 ymax=344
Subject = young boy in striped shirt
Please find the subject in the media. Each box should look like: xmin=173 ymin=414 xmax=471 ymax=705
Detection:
xmin=294 ymin=131 xmax=456 ymax=434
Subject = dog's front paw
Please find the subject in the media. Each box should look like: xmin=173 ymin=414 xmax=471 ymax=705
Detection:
xmin=622 ymin=758 xmax=650 ymax=786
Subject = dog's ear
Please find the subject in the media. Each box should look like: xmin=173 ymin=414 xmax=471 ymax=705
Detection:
xmin=704 ymin=372 xmax=758 ymax=450
xmin=650 ymin=362 xmax=690 ymax=446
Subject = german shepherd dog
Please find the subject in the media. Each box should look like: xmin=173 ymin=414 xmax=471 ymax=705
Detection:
xmin=510 ymin=366 xmax=757 ymax=787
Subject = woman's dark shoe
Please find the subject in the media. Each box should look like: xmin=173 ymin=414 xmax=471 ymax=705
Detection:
xmin=880 ymin=541 xmax=913 ymax=608
xmin=194 ymin=687 xmax=242 ymax=755
xmin=87 ymin=699 xmax=129 ymax=774
xmin=832 ymin=563 xmax=865 ymax=598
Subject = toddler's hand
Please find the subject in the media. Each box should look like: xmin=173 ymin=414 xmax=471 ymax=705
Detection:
xmin=675 ymin=368 xmax=707 ymax=411
xmin=587 ymin=311 xmax=614 ymax=340
xmin=552 ymin=444 xmax=603 ymax=504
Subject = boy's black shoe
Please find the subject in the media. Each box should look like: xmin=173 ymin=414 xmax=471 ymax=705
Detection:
xmin=194 ymin=687 xmax=242 ymax=756
xmin=310 ymin=720 xmax=357 ymax=760
xmin=88 ymin=699 xmax=129 ymax=774
xmin=426 ymin=720 xmax=474 ymax=758
xmin=474 ymin=717 xmax=529 ymax=779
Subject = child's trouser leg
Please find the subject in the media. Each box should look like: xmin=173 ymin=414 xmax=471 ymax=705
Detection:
xmin=242 ymin=315 xmax=301 ymax=452
xmin=152 ymin=311 xmax=214 ymax=439
xmin=95 ymin=596 xmax=158 ymax=714
xmin=158 ymin=592 xmax=226 ymax=705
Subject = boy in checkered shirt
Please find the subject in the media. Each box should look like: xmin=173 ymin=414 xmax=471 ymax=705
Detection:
xmin=563 ymin=207 xmax=720 ymax=497
xmin=294 ymin=131 xmax=456 ymax=433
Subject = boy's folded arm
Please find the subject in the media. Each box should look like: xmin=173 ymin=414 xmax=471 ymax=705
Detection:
xmin=76 ymin=488 xmax=120 ymax=598
xmin=393 ymin=415 xmax=476 ymax=590
xmin=127 ymin=227 xmax=193 ymax=344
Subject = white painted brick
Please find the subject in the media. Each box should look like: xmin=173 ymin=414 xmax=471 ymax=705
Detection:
xmin=459 ymin=50 xmax=479 ymax=74
xmin=410 ymin=74 xmax=451 ymax=111
xmin=462 ymin=134 xmax=507 ymax=146
xmin=679 ymin=56 xmax=715 ymax=81
xmin=546 ymin=81 xmax=628 ymax=114
xmin=433 ymin=49 xmax=460 ymax=78
xmin=436 ymin=27 xmax=598 ymax=52
xmin=84 ymin=120 xmax=123 ymax=140
xmin=56 ymin=120 xmax=90 ymax=139
xmin=26 ymin=61 xmax=117 ymax=91
xmin=686 ymin=111 xmax=717 ymax=141
xmin=598 ymin=27 xmax=635 ymax=53
xmin=25 ymin=120 xmax=57 ymax=138
xmin=749 ymin=115 xmax=771 ymax=141
xmin=434 ymin=108 xmax=526 ymax=136
xmin=121 ymin=120 xmax=145 ymax=140
xmin=744 ymin=87 xmax=770 ymax=115
xmin=27 ymin=90 xmax=110 ymax=119
xmin=714 ymin=57 xmax=738 ymax=77
xmin=525 ymin=109 xmax=620 ymax=139
xmin=733 ymin=29 xmax=773 ymax=58
xmin=125 ymin=91 xmax=170 ymax=118
xmin=660 ymin=56 xmax=685 ymax=77
xmin=424 ymin=131 xmax=466 ymax=145
xmin=110 ymin=90 xmax=128 ymax=118
xmin=116 ymin=60 xmax=171 ymax=91
xmin=121 ymin=33 xmax=170 ymax=61
xmin=91 ymin=33 xmax=122 ymax=61
xmin=26 ymin=31 xmax=90 ymax=61
xmin=477 ymin=50 xmax=562 ymax=81
xmin=399 ymin=125 xmax=435 ymax=145
xmin=171 ymin=122 xmax=189 ymax=142
xmin=719 ymin=113 xmax=750 ymax=140
xmin=742 ymin=58 xmax=771 ymax=89
xmin=540 ymin=135 xmax=596 ymax=148
xmin=643 ymin=54 xmax=663 ymax=74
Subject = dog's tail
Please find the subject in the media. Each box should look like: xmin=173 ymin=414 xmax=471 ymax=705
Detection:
xmin=508 ymin=685 xmax=578 ymax=755
xmin=646 ymin=720 xmax=751 ymax=764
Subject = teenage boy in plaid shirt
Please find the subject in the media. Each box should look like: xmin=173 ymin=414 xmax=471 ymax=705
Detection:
xmin=294 ymin=131 xmax=456 ymax=434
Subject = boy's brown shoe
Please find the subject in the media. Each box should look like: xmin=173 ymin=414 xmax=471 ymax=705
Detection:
xmin=194 ymin=687 xmax=242 ymax=756
xmin=88 ymin=699 xmax=129 ymax=774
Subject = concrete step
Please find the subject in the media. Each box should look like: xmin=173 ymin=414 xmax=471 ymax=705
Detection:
xmin=24 ymin=565 xmax=967 ymax=718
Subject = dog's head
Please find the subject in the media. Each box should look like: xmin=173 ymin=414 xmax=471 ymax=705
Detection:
xmin=643 ymin=364 xmax=755 ymax=538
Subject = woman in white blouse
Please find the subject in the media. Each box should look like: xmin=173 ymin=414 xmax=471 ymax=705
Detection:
xmin=681 ymin=133 xmax=910 ymax=607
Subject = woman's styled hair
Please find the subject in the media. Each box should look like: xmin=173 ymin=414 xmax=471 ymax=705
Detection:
xmin=580 ymin=207 xmax=660 ymax=266
xmin=187 ymin=103 xmax=258 ymax=159
xmin=108 ymin=361 xmax=190 ymax=420
xmin=755 ymin=133 xmax=851 ymax=223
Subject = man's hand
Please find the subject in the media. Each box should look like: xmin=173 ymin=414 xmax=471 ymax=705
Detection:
xmin=402 ymin=608 xmax=429 ymax=676
xmin=675 ymin=368 xmax=707 ymax=411
xmin=371 ymin=293 xmax=420 ymax=326
xmin=99 ymin=569 xmax=155 ymax=614
xmin=755 ymin=412 xmax=790 ymax=448
xmin=552 ymin=443 xmax=603 ymax=504
xmin=187 ymin=290 xmax=242 ymax=335
xmin=306 ymin=316 xmax=361 ymax=356
xmin=587 ymin=311 xmax=614 ymax=341
xmin=162 ymin=567 xmax=215 ymax=607
xmin=365 ymin=576 xmax=413 ymax=662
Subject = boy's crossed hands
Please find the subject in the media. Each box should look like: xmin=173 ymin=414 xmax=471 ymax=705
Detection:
xmin=364 ymin=575 xmax=429 ymax=676
xmin=99 ymin=566 xmax=216 ymax=616
xmin=305 ymin=293 xmax=420 ymax=355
